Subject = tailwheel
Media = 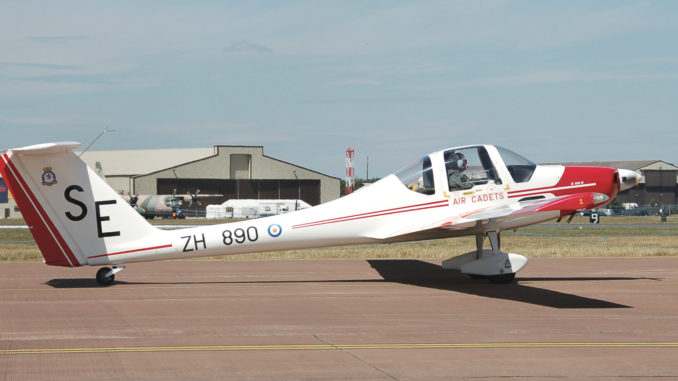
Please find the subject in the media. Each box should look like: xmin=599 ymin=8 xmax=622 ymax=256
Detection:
xmin=96 ymin=267 xmax=115 ymax=285
xmin=489 ymin=273 xmax=516 ymax=284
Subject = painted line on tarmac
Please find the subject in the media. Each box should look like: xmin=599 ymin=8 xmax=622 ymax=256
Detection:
xmin=3 ymin=342 xmax=678 ymax=356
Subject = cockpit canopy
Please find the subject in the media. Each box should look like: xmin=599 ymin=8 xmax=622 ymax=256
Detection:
xmin=495 ymin=145 xmax=536 ymax=183
xmin=395 ymin=145 xmax=537 ymax=195
xmin=444 ymin=146 xmax=501 ymax=190
xmin=396 ymin=156 xmax=436 ymax=195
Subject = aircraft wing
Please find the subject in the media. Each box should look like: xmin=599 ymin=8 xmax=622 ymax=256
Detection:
xmin=466 ymin=191 xmax=607 ymax=220
xmin=369 ymin=192 xmax=605 ymax=242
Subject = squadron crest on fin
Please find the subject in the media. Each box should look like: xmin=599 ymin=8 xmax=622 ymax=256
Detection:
xmin=41 ymin=167 xmax=57 ymax=186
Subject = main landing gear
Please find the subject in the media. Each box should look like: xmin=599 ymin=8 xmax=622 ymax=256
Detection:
xmin=95 ymin=265 xmax=125 ymax=285
xmin=441 ymin=231 xmax=527 ymax=284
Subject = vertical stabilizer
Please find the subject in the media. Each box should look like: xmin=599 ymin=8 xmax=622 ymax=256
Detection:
xmin=0 ymin=142 xmax=160 ymax=267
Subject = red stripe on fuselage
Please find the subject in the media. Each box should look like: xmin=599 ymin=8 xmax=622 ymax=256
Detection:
xmin=0 ymin=153 xmax=80 ymax=267
xmin=87 ymin=244 xmax=173 ymax=260
xmin=292 ymin=200 xmax=449 ymax=229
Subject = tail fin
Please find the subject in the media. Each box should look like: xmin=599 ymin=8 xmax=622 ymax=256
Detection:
xmin=0 ymin=142 xmax=159 ymax=267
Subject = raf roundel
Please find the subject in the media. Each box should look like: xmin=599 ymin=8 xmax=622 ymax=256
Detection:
xmin=268 ymin=224 xmax=282 ymax=238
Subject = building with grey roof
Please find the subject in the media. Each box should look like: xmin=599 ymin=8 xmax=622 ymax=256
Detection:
xmin=80 ymin=145 xmax=341 ymax=208
xmin=1 ymin=145 xmax=340 ymax=219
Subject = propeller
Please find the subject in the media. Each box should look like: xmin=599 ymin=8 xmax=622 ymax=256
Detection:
xmin=188 ymin=189 xmax=201 ymax=207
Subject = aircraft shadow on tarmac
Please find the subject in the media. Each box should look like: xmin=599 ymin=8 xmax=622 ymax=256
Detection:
xmin=366 ymin=260 xmax=637 ymax=309
xmin=45 ymin=259 xmax=649 ymax=309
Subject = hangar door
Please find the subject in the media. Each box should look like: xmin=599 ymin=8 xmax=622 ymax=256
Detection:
xmin=644 ymin=170 xmax=678 ymax=205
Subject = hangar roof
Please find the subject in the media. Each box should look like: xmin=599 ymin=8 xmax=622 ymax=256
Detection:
xmin=76 ymin=145 xmax=339 ymax=180
xmin=78 ymin=147 xmax=219 ymax=176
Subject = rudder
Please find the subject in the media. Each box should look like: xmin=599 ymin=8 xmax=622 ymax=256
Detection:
xmin=0 ymin=142 xmax=159 ymax=267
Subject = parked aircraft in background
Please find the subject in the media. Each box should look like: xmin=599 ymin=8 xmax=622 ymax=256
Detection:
xmin=122 ymin=191 xmax=219 ymax=219
xmin=0 ymin=142 xmax=638 ymax=285
xmin=92 ymin=160 xmax=218 ymax=219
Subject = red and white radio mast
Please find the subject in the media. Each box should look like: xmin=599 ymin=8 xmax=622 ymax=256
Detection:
xmin=345 ymin=147 xmax=355 ymax=195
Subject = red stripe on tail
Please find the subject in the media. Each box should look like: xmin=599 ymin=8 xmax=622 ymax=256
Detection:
xmin=0 ymin=154 xmax=80 ymax=267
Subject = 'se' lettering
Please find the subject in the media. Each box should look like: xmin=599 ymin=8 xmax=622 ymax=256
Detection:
xmin=64 ymin=185 xmax=87 ymax=221
xmin=95 ymin=200 xmax=121 ymax=238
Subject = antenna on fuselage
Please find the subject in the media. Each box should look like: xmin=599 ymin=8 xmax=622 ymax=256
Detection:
xmin=79 ymin=126 xmax=117 ymax=158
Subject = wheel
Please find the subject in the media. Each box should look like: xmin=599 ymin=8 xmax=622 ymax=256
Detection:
xmin=488 ymin=273 xmax=516 ymax=284
xmin=96 ymin=267 xmax=115 ymax=285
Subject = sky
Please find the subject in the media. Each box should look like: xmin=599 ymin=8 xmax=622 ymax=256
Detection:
xmin=1 ymin=1 xmax=677 ymax=179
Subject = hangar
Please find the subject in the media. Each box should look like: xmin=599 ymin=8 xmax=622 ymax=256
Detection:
xmin=0 ymin=145 xmax=340 ymax=219
xmin=76 ymin=145 xmax=341 ymax=212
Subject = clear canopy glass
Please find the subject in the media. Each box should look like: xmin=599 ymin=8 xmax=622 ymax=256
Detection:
xmin=496 ymin=146 xmax=536 ymax=183
xmin=395 ymin=156 xmax=435 ymax=195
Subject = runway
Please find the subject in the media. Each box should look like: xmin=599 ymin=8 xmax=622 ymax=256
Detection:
xmin=1 ymin=257 xmax=678 ymax=380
